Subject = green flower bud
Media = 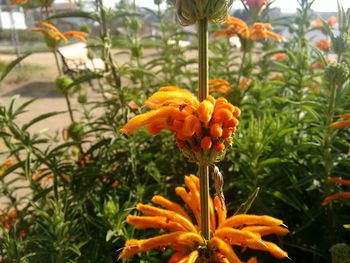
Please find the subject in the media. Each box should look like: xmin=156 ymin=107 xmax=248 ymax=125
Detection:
xmin=174 ymin=0 xmax=233 ymax=26
xmin=154 ymin=0 xmax=163 ymax=5
xmin=325 ymin=62 xmax=350 ymax=86
xmin=68 ymin=122 xmax=84 ymax=142
xmin=78 ymin=92 xmax=88 ymax=104
xmin=330 ymin=243 xmax=350 ymax=263
xmin=332 ymin=33 xmax=350 ymax=54
xmin=54 ymin=75 xmax=74 ymax=95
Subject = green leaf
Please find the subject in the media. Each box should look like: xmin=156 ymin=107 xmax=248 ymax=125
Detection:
xmin=234 ymin=188 xmax=260 ymax=215
xmin=259 ymin=158 xmax=284 ymax=166
xmin=67 ymin=72 xmax=104 ymax=89
xmin=46 ymin=11 xmax=99 ymax=22
xmin=0 ymin=53 xmax=31 ymax=82
xmin=22 ymin=111 xmax=65 ymax=131
xmin=145 ymin=161 xmax=161 ymax=183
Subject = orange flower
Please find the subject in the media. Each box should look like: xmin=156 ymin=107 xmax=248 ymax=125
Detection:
xmin=120 ymin=175 xmax=289 ymax=262
xmin=322 ymin=177 xmax=350 ymax=205
xmin=327 ymin=16 xmax=337 ymax=27
xmin=330 ymin=113 xmax=350 ymax=129
xmin=239 ymin=78 xmax=252 ymax=90
xmin=315 ymin=39 xmax=331 ymax=52
xmin=32 ymin=21 xmax=88 ymax=45
xmin=1 ymin=209 xmax=18 ymax=230
xmin=128 ymin=101 xmax=140 ymax=110
xmin=209 ymin=80 xmax=231 ymax=96
xmin=312 ymin=57 xmax=334 ymax=70
xmin=271 ymin=53 xmax=288 ymax=61
xmin=32 ymin=172 xmax=53 ymax=187
xmin=245 ymin=0 xmax=267 ymax=11
xmin=120 ymin=87 xmax=240 ymax=165
xmin=215 ymin=17 xmax=283 ymax=42
xmin=63 ymin=31 xmax=88 ymax=42
xmin=10 ymin=0 xmax=27 ymax=4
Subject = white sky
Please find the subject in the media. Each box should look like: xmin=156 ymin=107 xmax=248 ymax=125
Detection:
xmin=129 ymin=0 xmax=350 ymax=13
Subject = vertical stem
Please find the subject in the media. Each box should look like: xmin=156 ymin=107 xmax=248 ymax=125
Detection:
xmin=199 ymin=164 xmax=210 ymax=239
xmin=198 ymin=19 xmax=210 ymax=240
xmin=53 ymin=49 xmax=62 ymax=75
xmin=198 ymin=19 xmax=208 ymax=101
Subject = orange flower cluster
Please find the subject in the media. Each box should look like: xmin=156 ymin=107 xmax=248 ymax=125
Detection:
xmin=0 ymin=209 xmax=17 ymax=230
xmin=239 ymin=78 xmax=252 ymax=90
xmin=315 ymin=39 xmax=331 ymax=52
xmin=245 ymin=0 xmax=267 ymax=11
xmin=312 ymin=57 xmax=334 ymax=70
xmin=120 ymin=87 xmax=240 ymax=165
xmin=0 ymin=159 xmax=16 ymax=176
xmin=271 ymin=53 xmax=288 ymax=61
xmin=120 ymin=175 xmax=289 ymax=262
xmin=330 ymin=113 xmax=350 ymax=129
xmin=32 ymin=172 xmax=53 ymax=187
xmin=215 ymin=16 xmax=283 ymax=42
xmin=322 ymin=177 xmax=350 ymax=205
xmin=313 ymin=16 xmax=337 ymax=29
xmin=10 ymin=0 xmax=27 ymax=4
xmin=209 ymin=80 xmax=231 ymax=96
xmin=32 ymin=21 xmax=88 ymax=44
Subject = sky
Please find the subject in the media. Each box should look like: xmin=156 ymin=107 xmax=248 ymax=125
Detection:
xmin=129 ymin=0 xmax=350 ymax=13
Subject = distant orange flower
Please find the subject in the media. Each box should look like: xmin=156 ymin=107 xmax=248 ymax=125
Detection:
xmin=312 ymin=18 xmax=323 ymax=28
xmin=209 ymin=79 xmax=231 ymax=96
xmin=10 ymin=0 xmax=27 ymax=4
xmin=120 ymin=175 xmax=289 ymax=262
xmin=322 ymin=177 xmax=350 ymax=205
xmin=327 ymin=16 xmax=337 ymax=27
xmin=120 ymin=87 xmax=240 ymax=165
xmin=239 ymin=78 xmax=252 ymax=90
xmin=215 ymin=16 xmax=283 ymax=42
xmin=245 ymin=0 xmax=267 ymax=11
xmin=305 ymin=85 xmax=320 ymax=91
xmin=312 ymin=57 xmax=334 ymax=70
xmin=128 ymin=101 xmax=140 ymax=110
xmin=32 ymin=21 xmax=88 ymax=45
xmin=1 ymin=209 xmax=18 ymax=230
xmin=315 ymin=39 xmax=331 ymax=52
xmin=271 ymin=53 xmax=288 ymax=61
xmin=32 ymin=172 xmax=53 ymax=187
xmin=330 ymin=113 xmax=350 ymax=129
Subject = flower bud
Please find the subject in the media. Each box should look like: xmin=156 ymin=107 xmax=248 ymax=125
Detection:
xmin=201 ymin=136 xmax=212 ymax=150
xmin=198 ymin=100 xmax=214 ymax=124
xmin=68 ymin=122 xmax=84 ymax=141
xmin=325 ymin=62 xmax=349 ymax=86
xmin=174 ymin=0 xmax=233 ymax=26
xmin=210 ymin=123 xmax=223 ymax=137
xmin=54 ymin=75 xmax=74 ymax=94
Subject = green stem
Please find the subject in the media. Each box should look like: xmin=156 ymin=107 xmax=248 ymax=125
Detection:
xmin=199 ymin=164 xmax=210 ymax=239
xmin=198 ymin=19 xmax=210 ymax=240
xmin=198 ymin=19 xmax=208 ymax=101
xmin=236 ymin=48 xmax=247 ymax=89
xmin=53 ymin=49 xmax=62 ymax=75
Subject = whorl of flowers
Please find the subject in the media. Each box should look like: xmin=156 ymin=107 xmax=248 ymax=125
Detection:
xmin=10 ymin=0 xmax=27 ymax=4
xmin=173 ymin=0 xmax=234 ymax=26
xmin=322 ymin=177 xmax=350 ymax=206
xmin=120 ymin=87 xmax=240 ymax=165
xmin=119 ymin=175 xmax=289 ymax=262
xmin=215 ymin=16 xmax=283 ymax=41
xmin=31 ymin=21 xmax=88 ymax=48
